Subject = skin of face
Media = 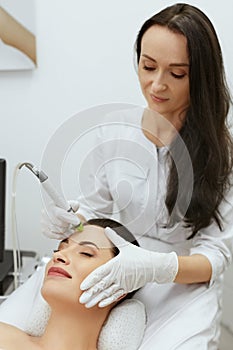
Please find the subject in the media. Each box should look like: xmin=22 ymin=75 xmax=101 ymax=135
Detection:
xmin=41 ymin=225 xmax=114 ymax=307
xmin=138 ymin=25 xmax=190 ymax=126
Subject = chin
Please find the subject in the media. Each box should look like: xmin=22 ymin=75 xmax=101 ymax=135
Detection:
xmin=41 ymin=280 xmax=78 ymax=305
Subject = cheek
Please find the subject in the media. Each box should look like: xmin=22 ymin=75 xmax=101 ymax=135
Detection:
xmin=74 ymin=259 xmax=107 ymax=282
xmin=175 ymin=81 xmax=190 ymax=104
xmin=73 ymin=251 xmax=113 ymax=283
xmin=44 ymin=261 xmax=52 ymax=281
xmin=138 ymin=68 xmax=148 ymax=88
xmin=73 ymin=264 xmax=92 ymax=283
xmin=182 ymin=86 xmax=190 ymax=105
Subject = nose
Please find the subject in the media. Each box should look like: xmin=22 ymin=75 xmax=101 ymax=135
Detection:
xmin=151 ymin=72 xmax=167 ymax=92
xmin=53 ymin=250 xmax=70 ymax=265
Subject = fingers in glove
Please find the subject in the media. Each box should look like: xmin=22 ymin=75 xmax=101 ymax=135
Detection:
xmin=41 ymin=208 xmax=68 ymax=231
xmin=104 ymin=227 xmax=128 ymax=248
xmin=42 ymin=229 xmax=65 ymax=240
xmin=68 ymin=200 xmax=79 ymax=212
xmin=80 ymin=260 xmax=114 ymax=291
xmin=81 ymin=284 xmax=124 ymax=308
xmin=41 ymin=215 xmax=70 ymax=234
xmin=79 ymin=273 xmax=114 ymax=304
xmin=41 ymin=203 xmax=79 ymax=239
xmin=54 ymin=207 xmax=80 ymax=226
xmin=41 ymin=214 xmax=74 ymax=239
xmin=98 ymin=289 xmax=126 ymax=308
xmin=43 ymin=202 xmax=80 ymax=226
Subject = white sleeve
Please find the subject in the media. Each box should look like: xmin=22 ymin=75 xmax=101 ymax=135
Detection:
xmin=77 ymin=125 xmax=114 ymax=221
xmin=190 ymin=184 xmax=233 ymax=286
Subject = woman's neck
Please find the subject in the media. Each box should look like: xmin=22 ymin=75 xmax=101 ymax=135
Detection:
xmin=33 ymin=304 xmax=109 ymax=350
xmin=141 ymin=108 xmax=184 ymax=147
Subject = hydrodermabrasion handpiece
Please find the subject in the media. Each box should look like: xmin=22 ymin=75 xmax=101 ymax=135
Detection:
xmin=19 ymin=162 xmax=73 ymax=212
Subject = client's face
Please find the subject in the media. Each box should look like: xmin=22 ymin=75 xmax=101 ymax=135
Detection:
xmin=41 ymin=225 xmax=114 ymax=307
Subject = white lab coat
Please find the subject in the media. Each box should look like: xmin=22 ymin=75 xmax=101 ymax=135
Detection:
xmin=77 ymin=107 xmax=233 ymax=349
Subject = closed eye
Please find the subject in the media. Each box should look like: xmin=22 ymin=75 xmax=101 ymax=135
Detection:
xmin=143 ymin=65 xmax=155 ymax=71
xmin=80 ymin=252 xmax=94 ymax=257
xmin=171 ymin=72 xmax=186 ymax=79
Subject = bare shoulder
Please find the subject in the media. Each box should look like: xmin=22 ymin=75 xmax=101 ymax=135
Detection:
xmin=0 ymin=322 xmax=29 ymax=348
xmin=0 ymin=321 xmax=22 ymax=334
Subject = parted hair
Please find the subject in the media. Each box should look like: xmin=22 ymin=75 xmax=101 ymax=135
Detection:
xmin=135 ymin=3 xmax=233 ymax=238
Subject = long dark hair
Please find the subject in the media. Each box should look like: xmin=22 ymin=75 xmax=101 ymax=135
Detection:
xmin=135 ymin=3 xmax=233 ymax=238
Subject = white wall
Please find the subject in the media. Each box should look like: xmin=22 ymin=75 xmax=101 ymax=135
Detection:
xmin=0 ymin=0 xmax=233 ymax=287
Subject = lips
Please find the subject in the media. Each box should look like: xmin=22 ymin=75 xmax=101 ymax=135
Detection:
xmin=48 ymin=267 xmax=72 ymax=279
xmin=150 ymin=94 xmax=169 ymax=102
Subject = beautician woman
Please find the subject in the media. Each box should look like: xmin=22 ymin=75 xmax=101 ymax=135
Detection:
xmin=43 ymin=3 xmax=233 ymax=348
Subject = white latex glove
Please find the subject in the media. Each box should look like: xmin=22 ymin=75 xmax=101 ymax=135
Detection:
xmin=79 ymin=227 xmax=179 ymax=308
xmin=41 ymin=200 xmax=80 ymax=239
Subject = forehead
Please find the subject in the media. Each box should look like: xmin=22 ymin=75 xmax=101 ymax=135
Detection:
xmin=141 ymin=25 xmax=189 ymax=64
xmin=69 ymin=225 xmax=114 ymax=249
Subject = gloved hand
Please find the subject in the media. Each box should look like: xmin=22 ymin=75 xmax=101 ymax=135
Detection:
xmin=79 ymin=227 xmax=179 ymax=308
xmin=41 ymin=200 xmax=80 ymax=239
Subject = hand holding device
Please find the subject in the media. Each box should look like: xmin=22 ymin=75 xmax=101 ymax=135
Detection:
xmin=41 ymin=200 xmax=80 ymax=239
xmin=19 ymin=162 xmax=81 ymax=239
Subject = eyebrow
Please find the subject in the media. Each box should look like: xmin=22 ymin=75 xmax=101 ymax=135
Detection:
xmin=78 ymin=241 xmax=100 ymax=250
xmin=59 ymin=238 xmax=100 ymax=250
xmin=142 ymin=54 xmax=189 ymax=67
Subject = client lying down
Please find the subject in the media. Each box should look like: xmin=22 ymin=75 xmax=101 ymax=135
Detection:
xmin=0 ymin=218 xmax=144 ymax=350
